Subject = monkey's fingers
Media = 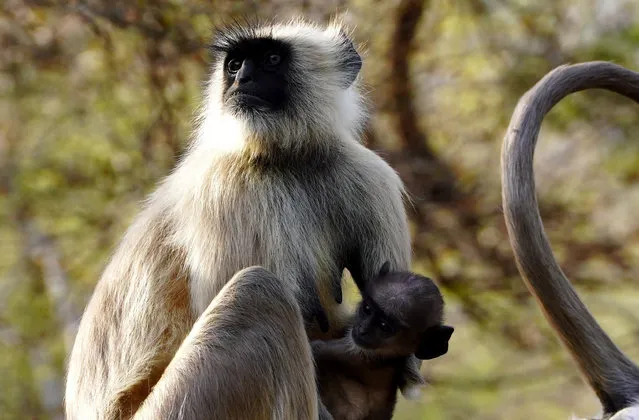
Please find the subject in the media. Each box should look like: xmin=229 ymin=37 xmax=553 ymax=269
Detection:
xmin=330 ymin=277 xmax=343 ymax=304
xmin=314 ymin=307 xmax=330 ymax=333
xmin=307 ymin=284 xmax=331 ymax=332
xmin=310 ymin=340 xmax=327 ymax=354
xmin=298 ymin=281 xmax=331 ymax=333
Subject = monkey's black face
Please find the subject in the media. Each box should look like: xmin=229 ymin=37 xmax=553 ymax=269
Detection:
xmin=351 ymin=298 xmax=403 ymax=350
xmin=221 ymin=39 xmax=291 ymax=113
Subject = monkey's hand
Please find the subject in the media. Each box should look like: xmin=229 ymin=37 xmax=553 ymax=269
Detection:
xmin=310 ymin=340 xmax=327 ymax=358
xmin=298 ymin=279 xmax=330 ymax=333
xmin=310 ymin=338 xmax=355 ymax=365
xmin=312 ymin=306 xmax=330 ymax=334
xmin=330 ymin=271 xmax=343 ymax=304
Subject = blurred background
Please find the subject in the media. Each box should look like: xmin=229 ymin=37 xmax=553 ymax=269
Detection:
xmin=2 ymin=0 xmax=639 ymax=418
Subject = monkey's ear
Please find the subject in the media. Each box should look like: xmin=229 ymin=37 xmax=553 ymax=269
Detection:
xmin=415 ymin=325 xmax=454 ymax=360
xmin=339 ymin=34 xmax=362 ymax=88
xmin=379 ymin=261 xmax=391 ymax=276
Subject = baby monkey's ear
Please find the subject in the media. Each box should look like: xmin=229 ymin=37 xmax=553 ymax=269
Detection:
xmin=379 ymin=261 xmax=391 ymax=276
xmin=415 ymin=325 xmax=454 ymax=360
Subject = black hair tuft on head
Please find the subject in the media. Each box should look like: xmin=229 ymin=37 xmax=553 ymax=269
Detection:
xmin=208 ymin=17 xmax=273 ymax=58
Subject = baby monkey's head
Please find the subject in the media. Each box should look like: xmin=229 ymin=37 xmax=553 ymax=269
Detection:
xmin=351 ymin=263 xmax=454 ymax=360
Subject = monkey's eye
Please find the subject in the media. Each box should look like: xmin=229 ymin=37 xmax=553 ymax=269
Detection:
xmin=265 ymin=53 xmax=281 ymax=67
xmin=378 ymin=320 xmax=390 ymax=332
xmin=227 ymin=58 xmax=243 ymax=74
xmin=362 ymin=303 xmax=371 ymax=315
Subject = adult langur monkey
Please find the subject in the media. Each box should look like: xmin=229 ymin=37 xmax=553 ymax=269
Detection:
xmin=502 ymin=61 xmax=639 ymax=420
xmin=65 ymin=18 xmax=422 ymax=419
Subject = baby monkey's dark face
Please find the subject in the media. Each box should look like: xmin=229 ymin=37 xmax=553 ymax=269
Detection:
xmin=350 ymin=266 xmax=454 ymax=360
xmin=351 ymin=297 xmax=412 ymax=355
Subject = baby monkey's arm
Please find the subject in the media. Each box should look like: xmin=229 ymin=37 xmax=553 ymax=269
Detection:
xmin=311 ymin=337 xmax=360 ymax=365
xmin=313 ymin=339 xmax=357 ymax=420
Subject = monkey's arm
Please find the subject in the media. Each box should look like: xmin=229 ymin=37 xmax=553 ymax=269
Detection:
xmin=135 ymin=267 xmax=318 ymax=420
xmin=345 ymin=149 xmax=412 ymax=290
xmin=311 ymin=337 xmax=363 ymax=366
xmin=344 ymin=150 xmax=423 ymax=398
xmin=312 ymin=339 xmax=354 ymax=420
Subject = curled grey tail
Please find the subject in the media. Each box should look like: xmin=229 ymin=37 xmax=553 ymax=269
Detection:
xmin=501 ymin=61 xmax=639 ymax=414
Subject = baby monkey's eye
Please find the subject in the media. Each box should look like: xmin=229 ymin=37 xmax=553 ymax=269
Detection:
xmin=362 ymin=303 xmax=371 ymax=314
xmin=378 ymin=320 xmax=390 ymax=332
xmin=227 ymin=58 xmax=243 ymax=74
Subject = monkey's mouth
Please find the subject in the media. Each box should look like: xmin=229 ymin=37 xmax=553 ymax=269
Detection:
xmin=229 ymin=92 xmax=273 ymax=110
xmin=351 ymin=330 xmax=377 ymax=349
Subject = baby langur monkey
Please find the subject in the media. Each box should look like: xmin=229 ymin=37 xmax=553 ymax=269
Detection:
xmin=313 ymin=263 xmax=454 ymax=420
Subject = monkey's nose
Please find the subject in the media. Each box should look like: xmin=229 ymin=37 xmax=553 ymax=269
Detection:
xmin=236 ymin=61 xmax=255 ymax=85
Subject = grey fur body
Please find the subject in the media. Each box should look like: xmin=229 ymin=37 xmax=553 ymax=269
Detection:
xmin=501 ymin=61 xmax=639 ymax=419
xmin=65 ymin=19 xmax=417 ymax=419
